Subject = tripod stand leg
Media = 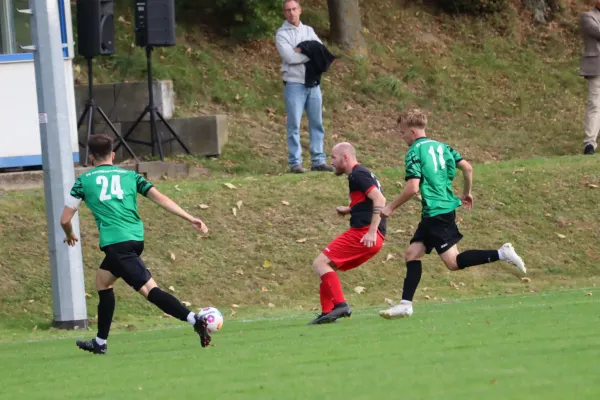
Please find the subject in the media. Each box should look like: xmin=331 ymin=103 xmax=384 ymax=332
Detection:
xmin=76 ymin=105 xmax=90 ymax=148
xmin=156 ymin=110 xmax=191 ymax=154
xmin=82 ymin=103 xmax=95 ymax=167
xmin=96 ymin=106 xmax=140 ymax=163
xmin=150 ymin=107 xmax=165 ymax=161
xmin=113 ymin=107 xmax=149 ymax=153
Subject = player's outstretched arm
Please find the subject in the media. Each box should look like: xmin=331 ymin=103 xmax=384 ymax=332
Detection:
xmin=381 ymin=178 xmax=419 ymax=218
xmin=60 ymin=206 xmax=79 ymax=246
xmin=457 ymin=160 xmax=474 ymax=210
xmin=146 ymin=187 xmax=208 ymax=233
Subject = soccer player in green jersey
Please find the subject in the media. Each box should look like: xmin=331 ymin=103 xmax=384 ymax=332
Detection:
xmin=60 ymin=134 xmax=211 ymax=354
xmin=379 ymin=109 xmax=526 ymax=319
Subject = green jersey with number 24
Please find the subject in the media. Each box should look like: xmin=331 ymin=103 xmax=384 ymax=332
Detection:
xmin=67 ymin=165 xmax=154 ymax=248
xmin=404 ymin=138 xmax=463 ymax=218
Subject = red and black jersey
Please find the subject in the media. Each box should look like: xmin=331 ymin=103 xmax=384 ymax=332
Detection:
xmin=348 ymin=164 xmax=386 ymax=236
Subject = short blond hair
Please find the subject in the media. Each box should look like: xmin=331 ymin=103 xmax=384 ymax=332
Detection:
xmin=397 ymin=109 xmax=428 ymax=129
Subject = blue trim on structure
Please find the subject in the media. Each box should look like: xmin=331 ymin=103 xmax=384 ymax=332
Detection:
xmin=57 ymin=0 xmax=69 ymax=58
xmin=0 ymin=153 xmax=80 ymax=169
xmin=0 ymin=53 xmax=34 ymax=63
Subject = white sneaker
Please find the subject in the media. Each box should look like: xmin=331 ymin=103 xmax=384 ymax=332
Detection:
xmin=499 ymin=243 xmax=526 ymax=274
xmin=379 ymin=300 xmax=413 ymax=319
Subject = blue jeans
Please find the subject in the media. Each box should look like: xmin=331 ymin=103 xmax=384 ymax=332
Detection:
xmin=284 ymin=82 xmax=326 ymax=168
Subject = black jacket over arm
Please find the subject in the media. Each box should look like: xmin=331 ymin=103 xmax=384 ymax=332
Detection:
xmin=297 ymin=40 xmax=336 ymax=88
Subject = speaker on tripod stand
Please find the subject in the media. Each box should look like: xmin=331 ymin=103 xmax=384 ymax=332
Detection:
xmin=76 ymin=0 xmax=139 ymax=167
xmin=113 ymin=0 xmax=191 ymax=160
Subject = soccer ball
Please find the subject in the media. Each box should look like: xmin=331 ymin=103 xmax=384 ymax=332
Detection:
xmin=198 ymin=307 xmax=224 ymax=333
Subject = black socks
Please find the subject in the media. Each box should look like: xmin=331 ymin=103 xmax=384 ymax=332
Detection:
xmin=147 ymin=287 xmax=191 ymax=322
xmin=97 ymin=288 xmax=115 ymax=340
xmin=401 ymin=260 xmax=422 ymax=301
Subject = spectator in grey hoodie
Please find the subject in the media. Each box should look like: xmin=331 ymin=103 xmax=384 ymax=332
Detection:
xmin=275 ymin=0 xmax=334 ymax=173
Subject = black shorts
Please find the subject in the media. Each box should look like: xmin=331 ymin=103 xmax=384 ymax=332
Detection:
xmin=100 ymin=241 xmax=152 ymax=291
xmin=410 ymin=211 xmax=463 ymax=255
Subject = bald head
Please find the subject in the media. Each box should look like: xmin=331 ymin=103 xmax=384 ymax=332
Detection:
xmin=331 ymin=142 xmax=358 ymax=176
xmin=332 ymin=142 xmax=356 ymax=158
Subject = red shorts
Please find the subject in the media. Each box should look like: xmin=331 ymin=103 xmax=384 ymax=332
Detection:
xmin=323 ymin=227 xmax=385 ymax=271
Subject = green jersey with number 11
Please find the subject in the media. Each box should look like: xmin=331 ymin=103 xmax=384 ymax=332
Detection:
xmin=67 ymin=165 xmax=154 ymax=248
xmin=404 ymin=138 xmax=463 ymax=218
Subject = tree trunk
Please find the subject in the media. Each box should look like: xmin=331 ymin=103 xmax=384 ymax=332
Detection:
xmin=327 ymin=0 xmax=367 ymax=57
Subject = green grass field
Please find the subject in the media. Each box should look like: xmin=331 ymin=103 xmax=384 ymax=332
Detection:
xmin=1 ymin=289 xmax=599 ymax=399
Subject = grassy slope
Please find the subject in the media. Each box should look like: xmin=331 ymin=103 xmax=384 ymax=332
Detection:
xmin=1 ymin=156 xmax=600 ymax=330
xmin=84 ymin=0 xmax=588 ymax=175
xmin=2 ymin=0 xmax=599 ymax=328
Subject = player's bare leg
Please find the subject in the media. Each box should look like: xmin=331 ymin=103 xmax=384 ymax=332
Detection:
xmin=76 ymin=270 xmax=117 ymax=354
xmin=308 ymin=253 xmax=352 ymax=325
xmin=379 ymin=242 xmax=425 ymax=319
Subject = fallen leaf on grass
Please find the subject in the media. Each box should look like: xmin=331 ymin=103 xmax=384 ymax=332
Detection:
xmin=268 ymin=303 xmax=275 ymax=308
xmin=224 ymin=183 xmax=237 ymax=189
xmin=281 ymin=200 xmax=290 ymax=206
xmin=198 ymin=204 xmax=210 ymax=209
xmin=169 ymin=251 xmax=176 ymax=261
xmin=236 ymin=200 xmax=243 ymax=209
xmin=182 ymin=301 xmax=192 ymax=307
xmin=296 ymin=238 xmax=307 ymax=243
xmin=168 ymin=286 xmax=175 ymax=292
xmin=263 ymin=260 xmax=272 ymax=268
xmin=556 ymin=233 xmax=566 ymax=239
xmin=354 ymin=286 xmax=366 ymax=294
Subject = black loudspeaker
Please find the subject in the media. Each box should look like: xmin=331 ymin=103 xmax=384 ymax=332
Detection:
xmin=76 ymin=0 xmax=115 ymax=57
xmin=134 ymin=0 xmax=176 ymax=47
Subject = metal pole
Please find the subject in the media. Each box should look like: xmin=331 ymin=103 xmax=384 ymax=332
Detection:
xmin=30 ymin=0 xmax=88 ymax=329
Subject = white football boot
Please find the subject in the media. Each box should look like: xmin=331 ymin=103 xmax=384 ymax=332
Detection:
xmin=379 ymin=300 xmax=413 ymax=319
xmin=499 ymin=243 xmax=526 ymax=274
